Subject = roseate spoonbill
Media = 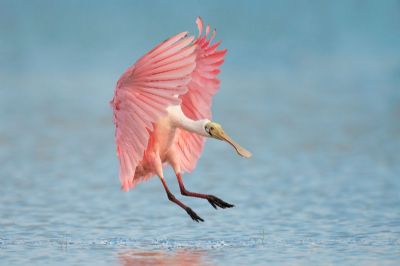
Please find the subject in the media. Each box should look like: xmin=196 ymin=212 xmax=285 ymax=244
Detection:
xmin=111 ymin=17 xmax=251 ymax=222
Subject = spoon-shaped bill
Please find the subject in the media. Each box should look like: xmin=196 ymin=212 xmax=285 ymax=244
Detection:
xmin=214 ymin=129 xmax=252 ymax=158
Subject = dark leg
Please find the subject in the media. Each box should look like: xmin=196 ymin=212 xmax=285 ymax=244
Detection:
xmin=159 ymin=177 xmax=204 ymax=222
xmin=176 ymin=173 xmax=234 ymax=209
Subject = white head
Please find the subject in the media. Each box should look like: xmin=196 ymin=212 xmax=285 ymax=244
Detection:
xmin=204 ymin=121 xmax=252 ymax=158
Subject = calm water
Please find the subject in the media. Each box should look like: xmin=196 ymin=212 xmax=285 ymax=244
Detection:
xmin=1 ymin=1 xmax=400 ymax=265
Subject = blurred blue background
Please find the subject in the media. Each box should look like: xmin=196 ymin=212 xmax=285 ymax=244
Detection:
xmin=1 ymin=1 xmax=399 ymax=265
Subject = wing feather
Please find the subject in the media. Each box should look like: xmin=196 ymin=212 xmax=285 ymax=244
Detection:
xmin=112 ymin=18 xmax=226 ymax=190
xmin=175 ymin=17 xmax=227 ymax=173
xmin=111 ymin=31 xmax=196 ymax=191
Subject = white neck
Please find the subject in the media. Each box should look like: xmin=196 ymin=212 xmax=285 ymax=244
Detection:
xmin=179 ymin=117 xmax=210 ymax=137
xmin=168 ymin=105 xmax=210 ymax=137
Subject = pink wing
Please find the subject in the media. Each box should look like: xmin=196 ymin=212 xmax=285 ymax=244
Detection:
xmin=111 ymin=32 xmax=197 ymax=191
xmin=175 ymin=17 xmax=227 ymax=173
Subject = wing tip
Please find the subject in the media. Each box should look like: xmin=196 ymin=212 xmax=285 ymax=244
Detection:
xmin=196 ymin=16 xmax=203 ymax=37
xmin=121 ymin=180 xmax=130 ymax=192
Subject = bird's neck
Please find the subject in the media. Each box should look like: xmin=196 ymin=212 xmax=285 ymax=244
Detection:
xmin=179 ymin=117 xmax=210 ymax=136
xmin=168 ymin=106 xmax=210 ymax=136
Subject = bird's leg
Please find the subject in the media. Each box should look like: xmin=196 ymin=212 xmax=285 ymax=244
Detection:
xmin=158 ymin=177 xmax=204 ymax=222
xmin=176 ymin=173 xmax=234 ymax=209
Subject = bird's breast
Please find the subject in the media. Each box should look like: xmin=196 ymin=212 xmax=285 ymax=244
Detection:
xmin=152 ymin=114 xmax=178 ymax=160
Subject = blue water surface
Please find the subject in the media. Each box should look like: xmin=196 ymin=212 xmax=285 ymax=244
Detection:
xmin=1 ymin=1 xmax=399 ymax=265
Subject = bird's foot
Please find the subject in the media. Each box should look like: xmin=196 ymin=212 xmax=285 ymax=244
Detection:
xmin=185 ymin=207 xmax=204 ymax=222
xmin=207 ymin=195 xmax=234 ymax=209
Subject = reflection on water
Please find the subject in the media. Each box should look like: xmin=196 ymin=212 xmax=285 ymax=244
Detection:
xmin=118 ymin=249 xmax=213 ymax=266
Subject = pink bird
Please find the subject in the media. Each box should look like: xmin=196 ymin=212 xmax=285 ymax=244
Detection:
xmin=111 ymin=17 xmax=251 ymax=222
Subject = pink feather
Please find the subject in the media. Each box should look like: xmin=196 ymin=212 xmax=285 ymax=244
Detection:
xmin=111 ymin=17 xmax=226 ymax=190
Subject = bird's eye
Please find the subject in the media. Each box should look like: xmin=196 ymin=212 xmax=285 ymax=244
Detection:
xmin=210 ymin=127 xmax=214 ymax=130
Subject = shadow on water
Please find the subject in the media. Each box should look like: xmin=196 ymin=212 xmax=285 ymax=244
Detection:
xmin=117 ymin=249 xmax=214 ymax=266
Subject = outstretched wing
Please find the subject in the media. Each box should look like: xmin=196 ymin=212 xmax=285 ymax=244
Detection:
xmin=111 ymin=32 xmax=197 ymax=191
xmin=175 ymin=17 xmax=227 ymax=173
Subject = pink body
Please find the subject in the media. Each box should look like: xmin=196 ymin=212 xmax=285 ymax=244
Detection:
xmin=111 ymin=17 xmax=226 ymax=191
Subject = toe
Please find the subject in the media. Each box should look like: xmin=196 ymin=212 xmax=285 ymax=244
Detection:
xmin=186 ymin=208 xmax=204 ymax=222
xmin=208 ymin=196 xmax=234 ymax=209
